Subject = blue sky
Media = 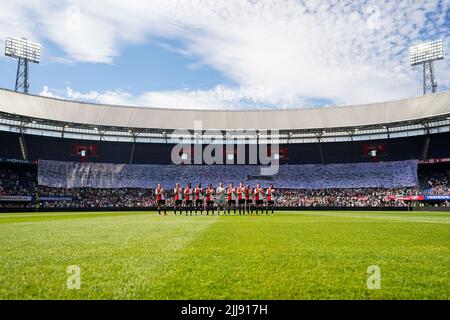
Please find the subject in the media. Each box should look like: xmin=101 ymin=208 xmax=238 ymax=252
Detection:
xmin=0 ymin=0 xmax=449 ymax=109
xmin=0 ymin=39 xmax=233 ymax=95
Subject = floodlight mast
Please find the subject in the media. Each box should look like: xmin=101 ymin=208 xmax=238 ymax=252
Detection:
xmin=15 ymin=55 xmax=29 ymax=94
xmin=4 ymin=36 xmax=41 ymax=94
xmin=409 ymin=40 xmax=444 ymax=95
xmin=423 ymin=61 xmax=437 ymax=95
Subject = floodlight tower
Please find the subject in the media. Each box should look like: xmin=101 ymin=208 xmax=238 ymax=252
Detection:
xmin=4 ymin=36 xmax=41 ymax=94
xmin=409 ymin=40 xmax=444 ymax=95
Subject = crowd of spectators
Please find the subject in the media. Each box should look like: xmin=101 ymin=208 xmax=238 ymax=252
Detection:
xmin=423 ymin=168 xmax=450 ymax=195
xmin=36 ymin=187 xmax=154 ymax=209
xmin=274 ymin=188 xmax=419 ymax=207
xmin=0 ymin=167 xmax=36 ymax=197
xmin=1 ymin=165 xmax=449 ymax=209
xmin=34 ymin=187 xmax=421 ymax=208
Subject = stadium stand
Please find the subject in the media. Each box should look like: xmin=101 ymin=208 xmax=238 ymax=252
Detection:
xmin=0 ymin=132 xmax=23 ymax=160
xmin=0 ymin=161 xmax=449 ymax=210
xmin=1 ymin=130 xmax=449 ymax=164
xmin=0 ymin=89 xmax=449 ymax=211
xmin=422 ymin=166 xmax=450 ymax=195
xmin=36 ymin=159 xmax=419 ymax=189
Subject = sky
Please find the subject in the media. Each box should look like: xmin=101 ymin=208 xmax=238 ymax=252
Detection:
xmin=0 ymin=0 xmax=449 ymax=110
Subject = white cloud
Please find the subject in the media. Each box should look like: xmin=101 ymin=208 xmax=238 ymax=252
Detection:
xmin=40 ymin=85 xmax=305 ymax=109
xmin=4 ymin=0 xmax=450 ymax=108
xmin=39 ymin=86 xmax=64 ymax=100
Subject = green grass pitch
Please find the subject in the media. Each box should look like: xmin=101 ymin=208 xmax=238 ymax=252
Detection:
xmin=0 ymin=210 xmax=449 ymax=300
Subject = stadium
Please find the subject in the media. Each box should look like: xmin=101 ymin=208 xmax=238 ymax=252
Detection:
xmin=1 ymin=88 xmax=450 ymax=210
xmin=0 ymin=1 xmax=449 ymax=304
xmin=0 ymin=87 xmax=449 ymax=300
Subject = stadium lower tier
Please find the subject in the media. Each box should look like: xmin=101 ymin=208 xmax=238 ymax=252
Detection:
xmin=1 ymin=130 xmax=449 ymax=165
xmin=0 ymin=161 xmax=449 ymax=209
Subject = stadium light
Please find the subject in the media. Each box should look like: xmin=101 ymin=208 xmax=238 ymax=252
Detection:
xmin=4 ymin=36 xmax=41 ymax=94
xmin=409 ymin=40 xmax=444 ymax=95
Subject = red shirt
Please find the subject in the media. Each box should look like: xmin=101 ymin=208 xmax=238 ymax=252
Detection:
xmin=244 ymin=187 xmax=250 ymax=200
xmin=227 ymin=187 xmax=235 ymax=200
xmin=254 ymin=187 xmax=262 ymax=200
xmin=174 ymin=187 xmax=182 ymax=200
xmin=195 ymin=187 xmax=202 ymax=200
xmin=155 ymin=187 xmax=163 ymax=201
xmin=205 ymin=188 xmax=212 ymax=202
xmin=237 ymin=187 xmax=243 ymax=200
xmin=266 ymin=188 xmax=273 ymax=201
xmin=184 ymin=187 xmax=191 ymax=201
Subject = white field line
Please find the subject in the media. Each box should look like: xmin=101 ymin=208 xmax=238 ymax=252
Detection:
xmin=0 ymin=211 xmax=151 ymax=219
xmin=286 ymin=211 xmax=450 ymax=224
xmin=1 ymin=211 xmax=449 ymax=224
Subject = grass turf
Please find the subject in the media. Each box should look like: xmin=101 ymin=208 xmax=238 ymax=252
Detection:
xmin=0 ymin=210 xmax=449 ymax=299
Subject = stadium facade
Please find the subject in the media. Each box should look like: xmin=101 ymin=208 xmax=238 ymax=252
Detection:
xmin=0 ymin=87 xmax=449 ymax=143
xmin=0 ymin=87 xmax=449 ymax=164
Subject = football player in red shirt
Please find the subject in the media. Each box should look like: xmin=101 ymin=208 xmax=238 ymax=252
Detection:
xmin=194 ymin=183 xmax=203 ymax=215
xmin=173 ymin=182 xmax=183 ymax=215
xmin=155 ymin=183 xmax=166 ymax=216
xmin=184 ymin=182 xmax=193 ymax=215
xmin=254 ymin=183 xmax=264 ymax=215
xmin=227 ymin=182 xmax=237 ymax=215
xmin=265 ymin=183 xmax=275 ymax=215
xmin=244 ymin=184 xmax=253 ymax=214
xmin=236 ymin=182 xmax=245 ymax=215
xmin=205 ymin=184 xmax=215 ymax=215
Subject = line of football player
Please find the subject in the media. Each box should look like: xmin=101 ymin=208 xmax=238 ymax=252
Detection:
xmin=154 ymin=182 xmax=275 ymax=216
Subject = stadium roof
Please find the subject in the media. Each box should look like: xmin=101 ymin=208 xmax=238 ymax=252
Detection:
xmin=0 ymin=88 xmax=449 ymax=132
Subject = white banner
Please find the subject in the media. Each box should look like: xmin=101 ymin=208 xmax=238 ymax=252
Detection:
xmin=38 ymin=159 xmax=419 ymax=190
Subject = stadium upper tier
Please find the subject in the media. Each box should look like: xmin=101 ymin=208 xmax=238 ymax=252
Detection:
xmin=0 ymin=88 xmax=450 ymax=132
